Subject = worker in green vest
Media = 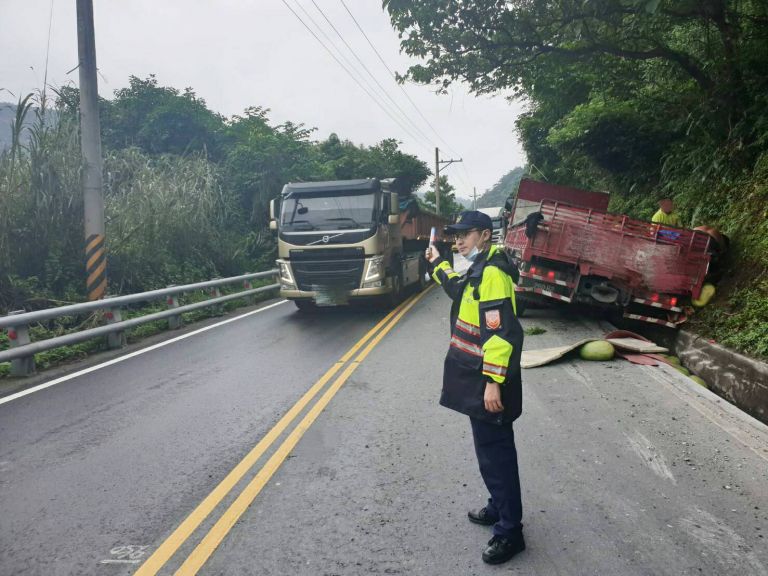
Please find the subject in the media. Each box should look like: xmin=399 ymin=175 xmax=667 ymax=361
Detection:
xmin=652 ymin=198 xmax=681 ymax=227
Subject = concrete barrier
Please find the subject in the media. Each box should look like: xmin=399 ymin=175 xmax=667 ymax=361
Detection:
xmin=675 ymin=330 xmax=768 ymax=425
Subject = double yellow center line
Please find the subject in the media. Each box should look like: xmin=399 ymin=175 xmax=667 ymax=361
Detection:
xmin=134 ymin=286 xmax=433 ymax=575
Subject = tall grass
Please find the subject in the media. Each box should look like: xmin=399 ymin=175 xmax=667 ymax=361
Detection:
xmin=0 ymin=94 xmax=255 ymax=313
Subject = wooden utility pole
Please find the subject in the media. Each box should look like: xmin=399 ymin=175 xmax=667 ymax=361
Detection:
xmin=434 ymin=147 xmax=462 ymax=216
xmin=473 ymin=187 xmax=477 ymax=210
xmin=77 ymin=0 xmax=107 ymax=301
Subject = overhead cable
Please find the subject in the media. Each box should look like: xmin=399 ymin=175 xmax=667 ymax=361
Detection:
xmin=281 ymin=0 xmax=431 ymax=152
xmin=310 ymin=0 xmax=435 ymax=149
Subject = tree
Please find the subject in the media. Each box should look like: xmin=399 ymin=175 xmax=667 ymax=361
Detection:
xmin=316 ymin=135 xmax=430 ymax=192
xmin=222 ymin=107 xmax=318 ymax=226
xmin=385 ymin=1 xmax=768 ymax=192
xmin=101 ymin=75 xmax=226 ymax=159
xmin=422 ymin=175 xmax=463 ymax=217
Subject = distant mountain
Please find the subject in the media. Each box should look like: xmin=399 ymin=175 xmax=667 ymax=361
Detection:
xmin=476 ymin=167 xmax=527 ymax=208
xmin=0 ymin=102 xmax=58 ymax=150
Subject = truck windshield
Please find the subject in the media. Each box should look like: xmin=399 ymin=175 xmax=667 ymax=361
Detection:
xmin=280 ymin=191 xmax=376 ymax=231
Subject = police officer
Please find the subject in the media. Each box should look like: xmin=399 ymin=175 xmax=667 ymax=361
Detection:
xmin=426 ymin=210 xmax=525 ymax=565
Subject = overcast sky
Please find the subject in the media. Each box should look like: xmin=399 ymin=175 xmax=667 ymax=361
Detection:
xmin=0 ymin=0 xmax=528 ymax=199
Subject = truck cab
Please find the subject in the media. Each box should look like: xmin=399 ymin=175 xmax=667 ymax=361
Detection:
xmin=270 ymin=178 xmax=448 ymax=309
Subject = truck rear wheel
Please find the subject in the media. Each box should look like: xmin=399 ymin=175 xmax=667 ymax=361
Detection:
xmin=515 ymin=296 xmax=528 ymax=318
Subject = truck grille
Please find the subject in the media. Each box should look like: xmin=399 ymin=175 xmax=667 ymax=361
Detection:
xmin=290 ymin=249 xmax=365 ymax=291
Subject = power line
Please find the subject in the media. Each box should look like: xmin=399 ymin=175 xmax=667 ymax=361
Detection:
xmin=292 ymin=1 xmax=428 ymax=149
xmin=280 ymin=0 xmax=430 ymax=152
xmin=338 ymin=0 xmax=462 ymax=159
xmin=43 ymin=0 xmax=55 ymax=94
xmin=292 ymin=3 xmax=377 ymax=106
xmin=337 ymin=0 xmax=476 ymax=195
xmin=309 ymin=0 xmax=434 ymax=150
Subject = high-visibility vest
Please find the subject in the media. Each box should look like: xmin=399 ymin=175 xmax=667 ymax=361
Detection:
xmin=431 ymin=245 xmax=523 ymax=424
xmin=651 ymin=209 xmax=681 ymax=227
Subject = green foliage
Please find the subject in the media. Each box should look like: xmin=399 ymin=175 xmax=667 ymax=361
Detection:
xmin=386 ymin=0 xmax=768 ymax=359
xmin=477 ymin=168 xmax=525 ymax=208
xmin=524 ymin=326 xmax=547 ymax=336
xmin=1 ymin=76 xmax=430 ymax=317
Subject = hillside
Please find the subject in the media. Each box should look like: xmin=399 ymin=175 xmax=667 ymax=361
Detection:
xmin=476 ymin=167 xmax=525 ymax=208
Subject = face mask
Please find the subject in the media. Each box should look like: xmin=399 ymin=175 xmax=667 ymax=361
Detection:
xmin=466 ymin=246 xmax=480 ymax=262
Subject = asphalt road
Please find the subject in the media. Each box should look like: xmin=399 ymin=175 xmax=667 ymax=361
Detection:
xmin=1 ymin=289 xmax=767 ymax=576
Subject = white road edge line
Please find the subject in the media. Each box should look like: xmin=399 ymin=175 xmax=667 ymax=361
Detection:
xmin=0 ymin=300 xmax=287 ymax=407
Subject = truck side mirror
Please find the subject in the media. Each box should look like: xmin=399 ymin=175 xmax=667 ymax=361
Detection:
xmin=269 ymin=198 xmax=278 ymax=234
xmin=389 ymin=192 xmax=399 ymax=215
xmin=269 ymin=198 xmax=278 ymax=220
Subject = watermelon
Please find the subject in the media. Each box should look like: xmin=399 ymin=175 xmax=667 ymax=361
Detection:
xmin=662 ymin=355 xmax=681 ymax=366
xmin=692 ymin=283 xmax=716 ymax=308
xmin=579 ymin=340 xmax=615 ymax=361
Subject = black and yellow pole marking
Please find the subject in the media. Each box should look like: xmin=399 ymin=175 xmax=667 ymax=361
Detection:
xmin=85 ymin=233 xmax=107 ymax=301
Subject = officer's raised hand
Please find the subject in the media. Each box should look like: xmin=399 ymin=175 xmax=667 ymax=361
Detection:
xmin=484 ymin=382 xmax=504 ymax=413
xmin=425 ymin=245 xmax=440 ymax=263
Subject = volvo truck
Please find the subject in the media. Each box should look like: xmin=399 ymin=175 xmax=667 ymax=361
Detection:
xmin=269 ymin=178 xmax=451 ymax=310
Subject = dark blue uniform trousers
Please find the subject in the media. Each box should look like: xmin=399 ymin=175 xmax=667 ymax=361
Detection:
xmin=470 ymin=417 xmax=523 ymax=538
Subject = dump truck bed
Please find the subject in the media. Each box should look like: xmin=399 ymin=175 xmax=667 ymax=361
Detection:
xmin=507 ymin=200 xmax=711 ymax=298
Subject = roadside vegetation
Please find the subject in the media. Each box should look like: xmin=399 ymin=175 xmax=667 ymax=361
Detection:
xmin=386 ymin=0 xmax=768 ymax=359
xmin=0 ymin=77 xmax=432 ymax=375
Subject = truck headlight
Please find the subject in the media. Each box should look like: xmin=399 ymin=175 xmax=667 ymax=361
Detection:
xmin=277 ymin=260 xmax=295 ymax=286
xmin=364 ymin=255 xmax=385 ymax=282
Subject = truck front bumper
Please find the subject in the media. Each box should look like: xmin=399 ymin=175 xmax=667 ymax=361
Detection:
xmin=279 ymin=283 xmax=392 ymax=300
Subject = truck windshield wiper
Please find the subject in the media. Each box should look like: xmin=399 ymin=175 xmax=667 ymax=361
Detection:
xmin=324 ymin=217 xmax=363 ymax=229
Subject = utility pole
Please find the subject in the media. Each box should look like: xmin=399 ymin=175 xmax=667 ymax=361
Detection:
xmin=434 ymin=147 xmax=440 ymax=215
xmin=77 ymin=0 xmax=106 ymax=301
xmin=434 ymin=147 xmax=463 ymax=216
xmin=473 ymin=187 xmax=477 ymax=210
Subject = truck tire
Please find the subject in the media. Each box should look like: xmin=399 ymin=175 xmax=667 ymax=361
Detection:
xmin=294 ymin=299 xmax=317 ymax=313
xmin=387 ymin=272 xmax=403 ymax=307
xmin=515 ymin=295 xmax=528 ymax=318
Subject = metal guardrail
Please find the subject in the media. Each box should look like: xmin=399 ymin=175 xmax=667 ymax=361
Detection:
xmin=0 ymin=270 xmax=279 ymax=377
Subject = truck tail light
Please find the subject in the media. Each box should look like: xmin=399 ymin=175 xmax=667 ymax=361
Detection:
xmin=670 ymin=297 xmax=678 ymax=307
xmin=530 ymin=266 xmax=537 ymax=275
xmin=547 ymin=271 xmax=556 ymax=280
xmin=651 ymin=293 xmax=660 ymax=302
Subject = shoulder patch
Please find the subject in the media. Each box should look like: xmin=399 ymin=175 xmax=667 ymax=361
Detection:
xmin=484 ymin=309 xmax=501 ymax=330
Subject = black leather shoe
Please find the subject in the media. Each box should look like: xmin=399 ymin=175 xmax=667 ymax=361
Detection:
xmin=467 ymin=507 xmax=498 ymax=526
xmin=482 ymin=533 xmax=526 ymax=564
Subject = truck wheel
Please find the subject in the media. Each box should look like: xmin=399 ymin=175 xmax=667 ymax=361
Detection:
xmin=386 ymin=273 xmax=403 ymax=307
xmin=294 ymin=299 xmax=317 ymax=313
xmin=515 ymin=296 xmax=528 ymax=318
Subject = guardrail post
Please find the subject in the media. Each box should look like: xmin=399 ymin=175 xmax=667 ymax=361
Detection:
xmin=166 ymin=286 xmax=183 ymax=330
xmin=104 ymin=298 xmax=126 ymax=350
xmin=209 ymin=283 xmax=223 ymax=315
xmin=243 ymin=279 xmax=255 ymax=305
xmin=6 ymin=310 xmax=35 ymax=377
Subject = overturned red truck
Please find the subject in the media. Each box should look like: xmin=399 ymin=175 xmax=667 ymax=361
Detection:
xmin=504 ymin=179 xmax=712 ymax=327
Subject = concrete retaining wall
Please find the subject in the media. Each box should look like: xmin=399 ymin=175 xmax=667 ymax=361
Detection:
xmin=675 ymin=330 xmax=768 ymax=425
